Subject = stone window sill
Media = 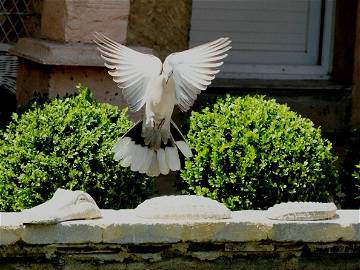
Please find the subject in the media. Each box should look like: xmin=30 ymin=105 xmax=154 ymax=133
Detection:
xmin=210 ymin=79 xmax=351 ymax=93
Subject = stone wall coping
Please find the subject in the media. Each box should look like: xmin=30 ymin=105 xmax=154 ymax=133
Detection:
xmin=0 ymin=209 xmax=359 ymax=246
xmin=9 ymin=37 xmax=154 ymax=67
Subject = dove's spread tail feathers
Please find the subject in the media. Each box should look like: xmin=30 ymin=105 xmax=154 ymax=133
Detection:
xmin=112 ymin=121 xmax=192 ymax=177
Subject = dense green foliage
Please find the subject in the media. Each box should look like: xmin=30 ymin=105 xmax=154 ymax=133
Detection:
xmin=348 ymin=129 xmax=360 ymax=204
xmin=0 ymin=86 xmax=153 ymax=211
xmin=338 ymin=128 xmax=360 ymax=208
xmin=353 ymin=165 xmax=360 ymax=184
xmin=180 ymin=96 xmax=339 ymax=210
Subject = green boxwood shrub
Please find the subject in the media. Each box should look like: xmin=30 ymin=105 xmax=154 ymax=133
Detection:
xmin=350 ymin=163 xmax=360 ymax=205
xmin=339 ymin=128 xmax=360 ymax=208
xmin=348 ymin=128 xmax=360 ymax=205
xmin=180 ymin=95 xmax=339 ymax=210
xmin=353 ymin=165 xmax=360 ymax=184
xmin=0 ymin=86 xmax=153 ymax=211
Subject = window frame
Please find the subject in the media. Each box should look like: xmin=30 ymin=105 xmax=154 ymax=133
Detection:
xmin=190 ymin=0 xmax=336 ymax=80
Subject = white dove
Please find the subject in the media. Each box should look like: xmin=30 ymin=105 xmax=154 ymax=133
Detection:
xmin=94 ymin=32 xmax=231 ymax=177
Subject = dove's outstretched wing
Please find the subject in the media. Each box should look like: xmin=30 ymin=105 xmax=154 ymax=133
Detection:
xmin=164 ymin=37 xmax=231 ymax=111
xmin=94 ymin=32 xmax=162 ymax=112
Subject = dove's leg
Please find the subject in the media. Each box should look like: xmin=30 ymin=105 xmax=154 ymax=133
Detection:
xmin=142 ymin=117 xmax=169 ymax=150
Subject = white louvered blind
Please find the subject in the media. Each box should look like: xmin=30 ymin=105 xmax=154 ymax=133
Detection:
xmin=190 ymin=0 xmax=325 ymax=77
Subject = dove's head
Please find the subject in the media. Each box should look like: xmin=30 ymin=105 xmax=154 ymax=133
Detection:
xmin=162 ymin=56 xmax=174 ymax=84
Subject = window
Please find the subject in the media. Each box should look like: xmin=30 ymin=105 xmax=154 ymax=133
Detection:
xmin=190 ymin=0 xmax=336 ymax=79
xmin=0 ymin=0 xmax=35 ymax=94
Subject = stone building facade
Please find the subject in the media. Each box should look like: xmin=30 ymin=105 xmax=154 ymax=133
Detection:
xmin=8 ymin=0 xmax=191 ymax=121
xmin=5 ymin=0 xmax=360 ymax=134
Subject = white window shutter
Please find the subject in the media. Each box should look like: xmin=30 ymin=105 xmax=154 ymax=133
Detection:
xmin=189 ymin=0 xmax=332 ymax=79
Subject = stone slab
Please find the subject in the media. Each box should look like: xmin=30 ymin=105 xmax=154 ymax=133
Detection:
xmin=1 ymin=210 xmax=359 ymax=246
xmin=271 ymin=210 xmax=360 ymax=242
xmin=101 ymin=210 xmax=273 ymax=244
xmin=41 ymin=0 xmax=129 ymax=43
xmin=0 ymin=213 xmax=23 ymax=245
xmin=267 ymin=202 xmax=337 ymax=221
xmin=21 ymin=221 xmax=104 ymax=244
xmin=9 ymin=37 xmax=153 ymax=67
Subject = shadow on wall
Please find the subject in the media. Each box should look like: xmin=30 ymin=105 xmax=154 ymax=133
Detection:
xmin=127 ymin=0 xmax=192 ymax=60
xmin=0 ymin=85 xmax=16 ymax=128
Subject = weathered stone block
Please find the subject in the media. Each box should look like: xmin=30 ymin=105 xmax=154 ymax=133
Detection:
xmin=0 ymin=213 xmax=23 ymax=245
xmin=0 ymin=227 xmax=22 ymax=245
xmin=41 ymin=0 xmax=129 ymax=43
xmin=101 ymin=210 xmax=272 ymax=244
xmin=272 ymin=210 xmax=359 ymax=242
xmin=21 ymin=221 xmax=104 ymax=244
xmin=11 ymin=38 xmax=105 ymax=66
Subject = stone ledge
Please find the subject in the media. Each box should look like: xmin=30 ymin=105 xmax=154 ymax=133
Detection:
xmin=210 ymin=78 xmax=352 ymax=91
xmin=9 ymin=38 xmax=154 ymax=67
xmin=0 ymin=210 xmax=359 ymax=246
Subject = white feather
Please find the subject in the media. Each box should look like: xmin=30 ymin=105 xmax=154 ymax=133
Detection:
xmin=120 ymin=141 xmax=135 ymax=167
xmin=147 ymin=150 xmax=160 ymax=177
xmin=157 ymin=149 xmax=169 ymax=175
xmin=139 ymin=148 xmax=153 ymax=174
xmin=112 ymin=137 xmax=131 ymax=153
xmin=165 ymin=147 xmax=181 ymax=171
xmin=164 ymin=37 xmax=231 ymax=112
xmin=94 ymin=32 xmax=162 ymax=112
xmin=113 ymin=138 xmax=132 ymax=161
xmin=175 ymin=141 xmax=192 ymax=158
xmin=121 ymin=155 xmax=132 ymax=167
xmin=131 ymin=144 xmax=146 ymax=172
